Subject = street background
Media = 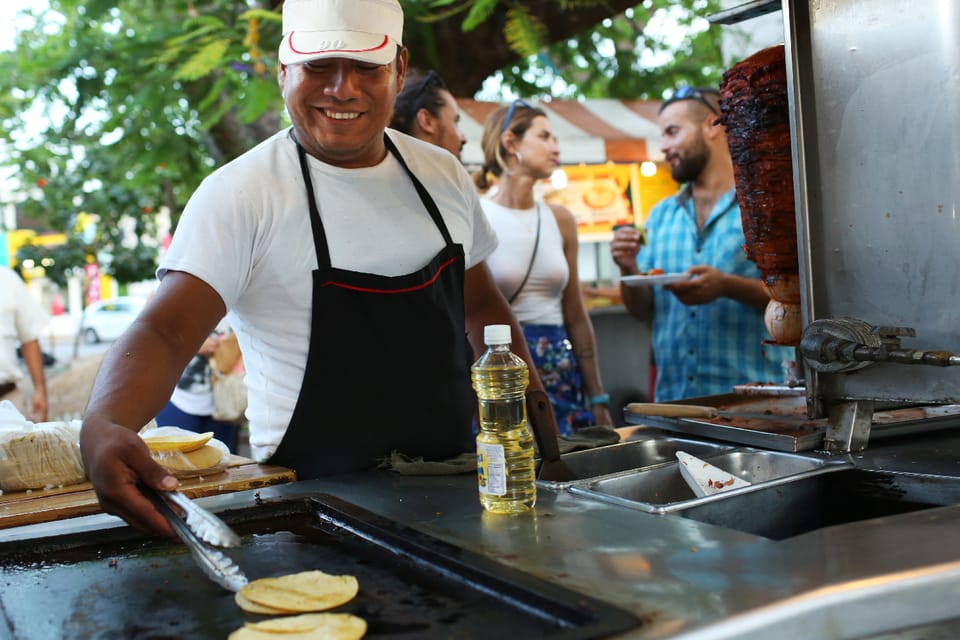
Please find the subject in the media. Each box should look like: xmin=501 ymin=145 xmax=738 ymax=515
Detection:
xmin=19 ymin=314 xmax=252 ymax=457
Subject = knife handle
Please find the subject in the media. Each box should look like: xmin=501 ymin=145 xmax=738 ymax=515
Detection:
xmin=625 ymin=403 xmax=719 ymax=419
xmin=526 ymin=389 xmax=560 ymax=456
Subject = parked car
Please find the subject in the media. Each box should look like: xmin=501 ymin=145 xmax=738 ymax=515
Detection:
xmin=77 ymin=297 xmax=147 ymax=344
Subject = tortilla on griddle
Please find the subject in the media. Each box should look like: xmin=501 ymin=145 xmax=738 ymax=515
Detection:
xmin=237 ymin=570 xmax=359 ymax=613
xmin=228 ymin=612 xmax=367 ymax=639
xmin=234 ymin=592 xmax=288 ymax=615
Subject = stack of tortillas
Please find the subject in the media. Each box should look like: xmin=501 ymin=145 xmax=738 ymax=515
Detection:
xmin=0 ymin=419 xmax=87 ymax=491
xmin=140 ymin=426 xmax=230 ymax=477
xmin=231 ymin=570 xmax=365 ymax=639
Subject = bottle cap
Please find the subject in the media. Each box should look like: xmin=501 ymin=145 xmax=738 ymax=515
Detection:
xmin=483 ymin=324 xmax=511 ymax=345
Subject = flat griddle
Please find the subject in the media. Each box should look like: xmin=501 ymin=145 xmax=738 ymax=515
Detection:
xmin=0 ymin=494 xmax=637 ymax=639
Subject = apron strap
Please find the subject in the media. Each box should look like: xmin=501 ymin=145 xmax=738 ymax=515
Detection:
xmin=383 ymin=134 xmax=455 ymax=247
xmin=295 ymin=140 xmax=332 ymax=270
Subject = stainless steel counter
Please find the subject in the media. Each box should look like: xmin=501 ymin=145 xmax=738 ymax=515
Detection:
xmin=3 ymin=428 xmax=960 ymax=639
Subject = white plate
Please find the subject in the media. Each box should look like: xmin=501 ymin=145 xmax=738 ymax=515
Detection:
xmin=620 ymin=273 xmax=691 ymax=287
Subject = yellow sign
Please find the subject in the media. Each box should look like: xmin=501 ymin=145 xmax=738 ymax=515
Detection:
xmin=544 ymin=162 xmax=677 ymax=240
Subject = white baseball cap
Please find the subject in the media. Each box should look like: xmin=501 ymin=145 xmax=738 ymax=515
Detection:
xmin=278 ymin=0 xmax=404 ymax=66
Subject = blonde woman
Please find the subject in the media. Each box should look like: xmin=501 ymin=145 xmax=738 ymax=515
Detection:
xmin=474 ymin=101 xmax=613 ymax=434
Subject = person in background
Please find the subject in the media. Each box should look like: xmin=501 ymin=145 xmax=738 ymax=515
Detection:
xmin=389 ymin=67 xmax=467 ymax=160
xmin=154 ymin=320 xmax=241 ymax=453
xmin=610 ymin=86 xmax=789 ymax=402
xmin=473 ymin=101 xmax=613 ymax=434
xmin=79 ymin=0 xmax=551 ymax=537
xmin=0 ymin=266 xmax=48 ymax=421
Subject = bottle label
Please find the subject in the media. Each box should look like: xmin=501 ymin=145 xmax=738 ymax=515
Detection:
xmin=477 ymin=442 xmax=507 ymax=496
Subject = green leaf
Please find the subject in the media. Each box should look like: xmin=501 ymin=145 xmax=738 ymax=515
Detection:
xmin=238 ymin=8 xmax=281 ymax=24
xmin=462 ymin=0 xmax=499 ymax=32
xmin=174 ymin=38 xmax=231 ymax=82
xmin=504 ymin=7 xmax=547 ymax=58
xmin=235 ymin=77 xmax=280 ymax=125
xmin=414 ymin=0 xmax=474 ymax=23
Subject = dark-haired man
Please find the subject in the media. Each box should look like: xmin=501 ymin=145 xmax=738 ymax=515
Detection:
xmin=611 ymin=86 xmax=789 ymax=402
xmin=390 ymin=68 xmax=467 ymax=160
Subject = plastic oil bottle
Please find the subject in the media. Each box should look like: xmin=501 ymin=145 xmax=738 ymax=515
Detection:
xmin=471 ymin=324 xmax=536 ymax=514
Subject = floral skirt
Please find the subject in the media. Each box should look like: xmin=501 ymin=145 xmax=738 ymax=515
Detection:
xmin=522 ymin=323 xmax=593 ymax=436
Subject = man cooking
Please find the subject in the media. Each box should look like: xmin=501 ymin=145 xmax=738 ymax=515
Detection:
xmin=80 ymin=0 xmax=547 ymax=537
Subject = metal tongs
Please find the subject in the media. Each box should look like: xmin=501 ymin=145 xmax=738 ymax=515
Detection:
xmin=142 ymin=486 xmax=248 ymax=592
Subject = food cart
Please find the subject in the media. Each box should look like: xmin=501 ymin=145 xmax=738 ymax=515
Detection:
xmin=1 ymin=1 xmax=960 ymax=638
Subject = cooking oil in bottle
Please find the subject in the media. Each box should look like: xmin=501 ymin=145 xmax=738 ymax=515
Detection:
xmin=471 ymin=324 xmax=536 ymax=514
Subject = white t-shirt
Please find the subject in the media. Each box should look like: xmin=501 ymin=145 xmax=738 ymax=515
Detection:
xmin=160 ymin=128 xmax=498 ymax=461
xmin=481 ymin=199 xmax=567 ymax=326
xmin=0 ymin=267 xmax=49 ymax=385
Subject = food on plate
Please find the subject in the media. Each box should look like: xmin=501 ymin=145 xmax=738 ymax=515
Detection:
xmin=158 ymin=443 xmax=229 ymax=475
xmin=236 ymin=570 xmax=360 ymax=614
xmin=140 ymin=426 xmax=229 ymax=477
xmin=141 ymin=430 xmax=214 ymax=453
xmin=228 ymin=613 xmax=367 ymax=640
xmin=719 ymin=44 xmax=801 ymax=344
xmin=622 ymin=269 xmax=691 ymax=287
xmin=0 ymin=420 xmax=86 ymax=491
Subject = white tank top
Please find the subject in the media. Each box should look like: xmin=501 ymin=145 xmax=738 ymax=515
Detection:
xmin=482 ymin=199 xmax=567 ymax=325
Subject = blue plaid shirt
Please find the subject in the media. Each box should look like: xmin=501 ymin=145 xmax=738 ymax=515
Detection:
xmin=637 ymin=186 xmax=790 ymax=401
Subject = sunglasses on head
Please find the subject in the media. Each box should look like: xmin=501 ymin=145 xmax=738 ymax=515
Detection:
xmin=661 ymin=86 xmax=720 ymax=115
xmin=500 ymin=99 xmax=532 ymax=135
xmin=410 ymin=70 xmax=444 ymax=119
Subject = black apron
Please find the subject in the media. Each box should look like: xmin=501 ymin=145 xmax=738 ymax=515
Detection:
xmin=267 ymin=135 xmax=475 ymax=477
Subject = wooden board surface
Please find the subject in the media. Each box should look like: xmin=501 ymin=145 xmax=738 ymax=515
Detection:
xmin=0 ymin=456 xmax=296 ymax=530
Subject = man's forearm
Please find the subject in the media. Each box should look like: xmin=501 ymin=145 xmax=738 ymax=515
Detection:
xmin=19 ymin=340 xmax=46 ymax=394
xmin=723 ymin=275 xmax=771 ymax=310
xmin=83 ymin=325 xmax=192 ymax=433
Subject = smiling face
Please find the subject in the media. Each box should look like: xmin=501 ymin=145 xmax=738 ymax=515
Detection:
xmin=278 ymin=50 xmax=408 ymax=168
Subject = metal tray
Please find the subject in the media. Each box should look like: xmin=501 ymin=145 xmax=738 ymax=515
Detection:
xmin=0 ymin=494 xmax=638 ymax=639
xmin=537 ymin=436 xmax=735 ymax=489
xmin=569 ymin=449 xmax=850 ymax=514
xmin=622 ymin=393 xmax=960 ymax=452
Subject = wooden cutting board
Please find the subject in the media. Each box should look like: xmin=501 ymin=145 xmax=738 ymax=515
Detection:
xmin=0 ymin=455 xmax=296 ymax=530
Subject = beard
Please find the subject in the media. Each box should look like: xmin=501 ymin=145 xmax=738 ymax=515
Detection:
xmin=669 ymin=137 xmax=710 ymax=184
